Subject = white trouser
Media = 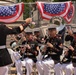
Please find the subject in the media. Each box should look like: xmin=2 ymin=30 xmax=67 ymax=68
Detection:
xmin=0 ymin=66 xmax=8 ymax=75
xmin=55 ymin=62 xmax=74 ymax=75
xmin=36 ymin=58 xmax=54 ymax=75
xmin=16 ymin=57 xmax=34 ymax=75
xmin=15 ymin=58 xmax=28 ymax=75
xmin=73 ymin=67 xmax=76 ymax=75
xmin=25 ymin=58 xmax=34 ymax=75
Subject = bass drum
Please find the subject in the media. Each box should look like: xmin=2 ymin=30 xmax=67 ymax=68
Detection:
xmin=7 ymin=48 xmax=21 ymax=63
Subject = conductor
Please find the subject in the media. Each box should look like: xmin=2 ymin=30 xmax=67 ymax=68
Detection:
xmin=0 ymin=18 xmax=32 ymax=75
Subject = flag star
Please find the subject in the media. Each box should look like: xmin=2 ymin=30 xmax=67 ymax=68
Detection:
xmin=3 ymin=15 xmax=5 ymax=17
xmin=1 ymin=13 xmax=2 ymax=16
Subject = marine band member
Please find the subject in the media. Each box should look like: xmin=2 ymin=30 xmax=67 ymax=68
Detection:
xmin=36 ymin=25 xmax=63 ymax=75
xmin=65 ymin=29 xmax=76 ymax=75
xmin=25 ymin=31 xmax=39 ymax=75
xmin=55 ymin=28 xmax=74 ymax=75
xmin=16 ymin=30 xmax=39 ymax=75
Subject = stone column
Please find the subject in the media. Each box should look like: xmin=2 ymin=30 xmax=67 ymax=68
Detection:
xmin=72 ymin=1 xmax=76 ymax=24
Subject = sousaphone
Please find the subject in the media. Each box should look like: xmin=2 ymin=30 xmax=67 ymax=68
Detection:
xmin=50 ymin=16 xmax=64 ymax=25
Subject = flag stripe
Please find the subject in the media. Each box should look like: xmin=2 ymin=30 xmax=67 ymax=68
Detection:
xmin=64 ymin=4 xmax=75 ymax=23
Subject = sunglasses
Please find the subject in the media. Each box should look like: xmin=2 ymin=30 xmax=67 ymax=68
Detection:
xmin=19 ymin=47 xmax=24 ymax=48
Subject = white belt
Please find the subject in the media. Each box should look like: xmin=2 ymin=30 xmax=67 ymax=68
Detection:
xmin=0 ymin=45 xmax=6 ymax=49
xmin=24 ymin=53 xmax=33 ymax=55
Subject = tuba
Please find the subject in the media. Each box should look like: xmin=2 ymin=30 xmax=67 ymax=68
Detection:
xmin=50 ymin=16 xmax=64 ymax=26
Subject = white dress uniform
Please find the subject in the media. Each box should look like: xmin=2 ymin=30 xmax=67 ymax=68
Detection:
xmin=36 ymin=44 xmax=55 ymax=75
xmin=15 ymin=36 xmax=39 ymax=75
xmin=15 ymin=54 xmax=36 ymax=75
xmin=55 ymin=34 xmax=74 ymax=75
xmin=15 ymin=58 xmax=27 ymax=75
xmin=36 ymin=58 xmax=54 ymax=75
xmin=14 ymin=47 xmax=33 ymax=75
xmin=8 ymin=48 xmax=24 ymax=75
xmin=36 ymin=26 xmax=63 ymax=75
xmin=55 ymin=62 xmax=74 ymax=75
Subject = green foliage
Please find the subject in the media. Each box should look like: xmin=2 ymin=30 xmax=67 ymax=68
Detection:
xmin=17 ymin=0 xmax=36 ymax=19
xmin=17 ymin=0 xmax=36 ymax=2
xmin=23 ymin=4 xmax=30 ymax=19
xmin=53 ymin=0 xmax=59 ymax=2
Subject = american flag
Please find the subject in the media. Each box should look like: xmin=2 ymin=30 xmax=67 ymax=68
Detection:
xmin=36 ymin=1 xmax=75 ymax=23
xmin=0 ymin=2 xmax=24 ymax=23
xmin=64 ymin=3 xmax=75 ymax=23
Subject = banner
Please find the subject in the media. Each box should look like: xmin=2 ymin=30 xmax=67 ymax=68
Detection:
xmin=0 ymin=2 xmax=24 ymax=23
xmin=36 ymin=1 xmax=75 ymax=23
